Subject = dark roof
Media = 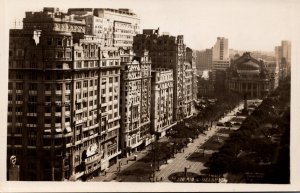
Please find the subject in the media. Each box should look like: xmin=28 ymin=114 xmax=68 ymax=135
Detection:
xmin=233 ymin=52 xmax=263 ymax=71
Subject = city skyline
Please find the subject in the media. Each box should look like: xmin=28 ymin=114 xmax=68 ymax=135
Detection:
xmin=5 ymin=0 xmax=298 ymax=51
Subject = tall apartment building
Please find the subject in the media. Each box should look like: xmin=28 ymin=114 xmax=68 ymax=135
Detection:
xmin=7 ymin=7 xmax=121 ymax=181
xmin=133 ymin=29 xmax=188 ymax=121
xmin=119 ymin=49 xmax=152 ymax=156
xmin=212 ymin=37 xmax=230 ymax=71
xmin=184 ymin=62 xmax=195 ymax=118
xmin=150 ymin=69 xmax=175 ymax=138
xmin=97 ymin=46 xmax=121 ymax=173
xmin=275 ymin=40 xmax=291 ymax=80
xmin=186 ymin=47 xmax=198 ymax=104
xmin=196 ymin=49 xmax=212 ymax=73
xmin=68 ymin=8 xmax=140 ymax=49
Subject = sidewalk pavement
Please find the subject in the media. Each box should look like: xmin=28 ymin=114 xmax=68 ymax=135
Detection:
xmin=89 ymin=148 xmax=151 ymax=182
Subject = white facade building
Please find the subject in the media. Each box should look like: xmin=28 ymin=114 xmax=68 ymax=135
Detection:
xmin=212 ymin=37 xmax=230 ymax=71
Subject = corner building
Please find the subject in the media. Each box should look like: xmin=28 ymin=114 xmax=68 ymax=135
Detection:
xmin=119 ymin=49 xmax=151 ymax=156
xmin=133 ymin=29 xmax=187 ymax=121
xmin=7 ymin=8 xmax=121 ymax=181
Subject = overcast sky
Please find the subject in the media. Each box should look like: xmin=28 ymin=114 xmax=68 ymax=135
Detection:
xmin=4 ymin=0 xmax=300 ymax=52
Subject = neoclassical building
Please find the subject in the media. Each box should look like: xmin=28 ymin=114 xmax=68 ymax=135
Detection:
xmin=227 ymin=52 xmax=271 ymax=98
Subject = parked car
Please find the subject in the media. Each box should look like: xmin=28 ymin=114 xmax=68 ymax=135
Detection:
xmin=216 ymin=122 xmax=224 ymax=127
xmin=224 ymin=122 xmax=232 ymax=127
xmin=233 ymin=122 xmax=241 ymax=126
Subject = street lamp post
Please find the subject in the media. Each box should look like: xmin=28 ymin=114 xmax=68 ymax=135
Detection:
xmin=184 ymin=165 xmax=191 ymax=181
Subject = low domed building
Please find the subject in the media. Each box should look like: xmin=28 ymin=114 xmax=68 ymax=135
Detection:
xmin=227 ymin=52 xmax=271 ymax=98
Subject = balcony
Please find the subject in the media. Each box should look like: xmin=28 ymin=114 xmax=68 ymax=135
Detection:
xmin=26 ymin=124 xmax=37 ymax=127
xmin=44 ymin=113 xmax=51 ymax=116
xmin=55 ymin=123 xmax=62 ymax=127
xmin=26 ymin=113 xmax=37 ymax=116
xmin=55 ymin=90 xmax=62 ymax=95
xmin=44 ymin=123 xmax=51 ymax=127
xmin=29 ymin=90 xmax=37 ymax=95
xmin=55 ymin=112 xmax=62 ymax=116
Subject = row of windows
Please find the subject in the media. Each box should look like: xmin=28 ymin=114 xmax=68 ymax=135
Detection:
xmin=47 ymin=37 xmax=71 ymax=47
xmin=8 ymin=82 xmax=73 ymax=91
xmin=76 ymin=60 xmax=99 ymax=68
xmin=75 ymin=77 xmax=118 ymax=90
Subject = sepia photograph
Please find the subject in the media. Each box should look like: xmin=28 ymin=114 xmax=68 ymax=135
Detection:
xmin=1 ymin=0 xmax=300 ymax=192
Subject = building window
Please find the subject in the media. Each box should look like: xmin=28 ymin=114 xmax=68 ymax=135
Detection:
xmin=83 ymin=92 xmax=88 ymax=98
xmin=47 ymin=38 xmax=52 ymax=45
xmin=56 ymin=52 xmax=63 ymax=58
xmin=76 ymin=82 xmax=81 ymax=89
xmin=56 ymin=84 xmax=61 ymax=91
xmin=66 ymin=52 xmax=71 ymax=58
xmin=16 ymin=83 xmax=23 ymax=90
xmin=66 ymin=83 xmax=71 ymax=90
xmin=29 ymin=83 xmax=37 ymax=90
xmin=45 ymin=106 xmax=51 ymax=113
xmin=57 ymin=39 xmax=62 ymax=46
xmin=83 ymin=81 xmax=88 ymax=88
xmin=45 ymin=96 xmax=51 ymax=102
xmin=28 ymin=95 xmax=37 ymax=102
xmin=76 ymin=62 xmax=82 ymax=68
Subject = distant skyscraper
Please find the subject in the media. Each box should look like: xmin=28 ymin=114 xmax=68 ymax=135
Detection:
xmin=196 ymin=49 xmax=212 ymax=72
xmin=275 ymin=40 xmax=291 ymax=80
xmin=212 ymin=37 xmax=230 ymax=71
